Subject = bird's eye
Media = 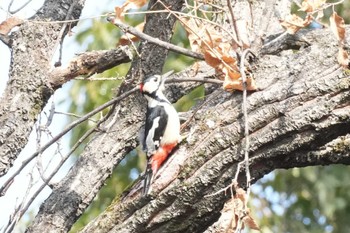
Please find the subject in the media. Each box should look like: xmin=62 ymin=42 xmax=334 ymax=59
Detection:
xmin=154 ymin=77 xmax=158 ymax=82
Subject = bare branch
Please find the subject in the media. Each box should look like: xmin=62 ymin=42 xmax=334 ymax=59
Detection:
xmin=107 ymin=17 xmax=205 ymax=60
xmin=166 ymin=77 xmax=223 ymax=85
xmin=51 ymin=0 xmax=83 ymax=66
xmin=8 ymin=0 xmax=33 ymax=14
xmin=49 ymin=46 xmax=133 ymax=88
xmin=239 ymin=49 xmax=252 ymax=195
xmin=226 ymin=0 xmax=241 ymax=45
xmin=0 ymin=34 xmax=11 ymax=46
xmin=54 ymin=111 xmax=98 ymax=123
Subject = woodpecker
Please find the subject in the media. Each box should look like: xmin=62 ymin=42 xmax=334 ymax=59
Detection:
xmin=140 ymin=73 xmax=181 ymax=195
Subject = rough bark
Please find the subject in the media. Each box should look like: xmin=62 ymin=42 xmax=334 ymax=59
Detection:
xmin=0 ymin=0 xmax=86 ymax=176
xmin=80 ymin=27 xmax=350 ymax=233
xmin=49 ymin=46 xmax=133 ymax=87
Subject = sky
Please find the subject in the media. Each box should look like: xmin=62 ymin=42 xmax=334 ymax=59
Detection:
xmin=0 ymin=0 xmax=117 ymax=232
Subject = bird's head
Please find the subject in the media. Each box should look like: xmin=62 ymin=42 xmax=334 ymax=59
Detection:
xmin=140 ymin=74 xmax=164 ymax=95
xmin=140 ymin=71 xmax=173 ymax=96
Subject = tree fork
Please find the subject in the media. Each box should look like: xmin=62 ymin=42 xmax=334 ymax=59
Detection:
xmin=25 ymin=0 xmax=186 ymax=232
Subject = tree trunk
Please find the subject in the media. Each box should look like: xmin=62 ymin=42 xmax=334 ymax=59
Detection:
xmin=0 ymin=0 xmax=85 ymax=176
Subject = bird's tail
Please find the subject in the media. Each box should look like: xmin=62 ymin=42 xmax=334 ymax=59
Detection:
xmin=142 ymin=143 xmax=178 ymax=195
xmin=142 ymin=161 xmax=154 ymax=195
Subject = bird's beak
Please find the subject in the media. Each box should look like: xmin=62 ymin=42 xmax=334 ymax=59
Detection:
xmin=161 ymin=70 xmax=174 ymax=86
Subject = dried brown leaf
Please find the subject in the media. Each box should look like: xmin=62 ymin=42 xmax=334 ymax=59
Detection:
xmin=181 ymin=17 xmax=257 ymax=91
xmin=235 ymin=188 xmax=247 ymax=203
xmin=181 ymin=18 xmax=201 ymax=52
xmin=204 ymin=50 xmax=221 ymax=68
xmin=204 ymin=27 xmax=222 ymax=49
xmin=114 ymin=0 xmax=148 ymax=22
xmin=223 ymin=75 xmax=257 ymax=91
xmin=300 ymin=0 xmax=326 ymax=12
xmin=330 ymin=12 xmax=345 ymax=43
xmin=182 ymin=17 xmax=217 ymax=53
xmin=114 ymin=6 xmax=125 ymax=21
xmin=0 ymin=16 xmax=24 ymax=35
xmin=280 ymin=14 xmax=313 ymax=34
xmin=221 ymin=198 xmax=237 ymax=232
xmin=242 ymin=210 xmax=261 ymax=231
xmin=127 ymin=0 xmax=148 ymax=8
xmin=221 ymin=188 xmax=260 ymax=232
xmin=337 ymin=47 xmax=349 ymax=68
xmin=118 ymin=22 xmax=145 ymax=45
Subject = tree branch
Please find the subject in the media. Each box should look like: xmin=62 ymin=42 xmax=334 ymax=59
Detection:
xmin=107 ymin=17 xmax=205 ymax=60
xmin=0 ymin=34 xmax=11 ymax=47
xmin=49 ymin=46 xmax=133 ymax=88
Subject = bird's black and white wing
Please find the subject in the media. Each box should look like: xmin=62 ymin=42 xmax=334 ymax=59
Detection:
xmin=143 ymin=105 xmax=168 ymax=156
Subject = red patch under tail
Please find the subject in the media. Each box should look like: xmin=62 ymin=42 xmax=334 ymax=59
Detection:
xmin=151 ymin=142 xmax=178 ymax=174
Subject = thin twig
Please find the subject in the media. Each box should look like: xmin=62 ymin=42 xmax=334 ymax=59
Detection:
xmin=177 ymin=3 xmax=239 ymax=46
xmin=127 ymin=9 xmax=238 ymax=44
xmin=8 ymin=0 xmax=33 ymax=14
xmin=51 ymin=0 xmax=79 ymax=65
xmin=3 ymin=168 xmax=34 ymax=233
xmin=157 ymin=0 xmax=221 ymax=59
xmin=74 ymin=76 xmax=125 ymax=81
xmin=45 ymin=100 xmax=55 ymax=128
xmin=38 ymin=127 xmax=65 ymax=178
xmin=54 ymin=111 xmax=98 ymax=123
xmin=35 ymin=116 xmax=47 ymax=184
xmin=206 ymin=49 xmax=253 ymax=202
xmin=4 ymin=91 xmax=120 ymax=232
xmin=239 ymin=48 xmax=252 ymax=199
xmin=107 ymin=17 xmax=204 ymax=60
xmin=7 ymin=0 xmax=15 ymax=14
xmin=205 ymin=187 xmax=229 ymax=197
xmin=27 ymin=7 xmax=239 ymax=49
xmin=226 ymin=0 xmax=241 ymax=45
xmin=165 ymin=77 xmax=223 ymax=85
xmin=305 ymin=0 xmax=344 ymax=15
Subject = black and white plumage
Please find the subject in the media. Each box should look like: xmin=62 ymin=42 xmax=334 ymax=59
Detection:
xmin=140 ymin=73 xmax=181 ymax=194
